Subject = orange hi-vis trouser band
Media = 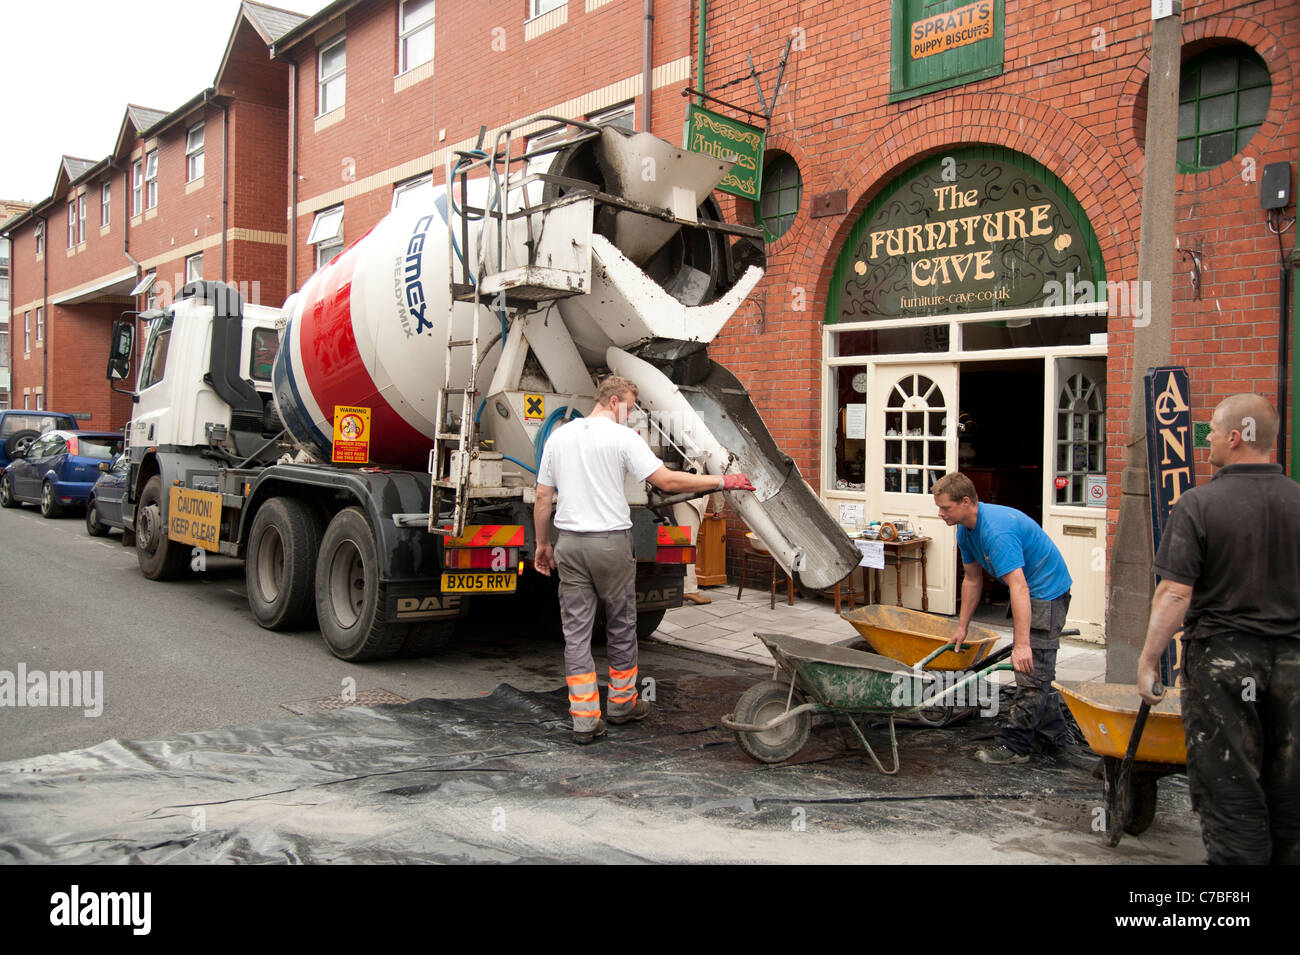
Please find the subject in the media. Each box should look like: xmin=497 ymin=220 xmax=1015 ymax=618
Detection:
xmin=607 ymin=665 xmax=639 ymax=717
xmin=567 ymin=672 xmax=601 ymax=730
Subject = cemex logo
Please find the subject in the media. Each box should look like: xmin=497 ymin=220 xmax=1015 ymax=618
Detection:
xmin=49 ymin=886 xmax=151 ymax=935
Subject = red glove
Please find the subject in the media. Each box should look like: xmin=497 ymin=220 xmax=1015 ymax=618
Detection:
xmin=722 ymin=473 xmax=755 ymax=491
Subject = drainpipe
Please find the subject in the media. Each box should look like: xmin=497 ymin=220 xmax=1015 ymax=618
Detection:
xmin=287 ymin=58 xmax=299 ymax=294
xmin=641 ymin=0 xmax=654 ymax=133
xmin=221 ymin=101 xmax=230 ymax=283
xmin=123 ymin=164 xmax=143 ymax=301
xmin=39 ymin=214 xmax=48 ymax=409
xmin=696 ymin=0 xmax=707 ymax=106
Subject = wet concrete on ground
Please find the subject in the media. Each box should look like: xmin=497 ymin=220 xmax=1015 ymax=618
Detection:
xmin=0 ymin=648 xmax=1205 ymax=864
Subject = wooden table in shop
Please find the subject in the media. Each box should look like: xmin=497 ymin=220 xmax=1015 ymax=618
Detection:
xmin=855 ymin=536 xmax=932 ymax=612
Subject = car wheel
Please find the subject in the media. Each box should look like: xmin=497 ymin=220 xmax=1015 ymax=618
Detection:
xmin=40 ymin=481 xmax=62 ymax=519
xmin=3 ymin=429 xmax=39 ymax=460
xmin=315 ymin=507 xmax=409 ymax=661
xmin=85 ymin=497 xmax=110 ymax=536
xmin=245 ymin=497 xmax=323 ymax=630
xmin=0 ymin=474 xmax=18 ymax=509
xmin=136 ymin=475 xmax=191 ymax=580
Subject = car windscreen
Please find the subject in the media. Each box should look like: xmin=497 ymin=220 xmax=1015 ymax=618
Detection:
xmin=0 ymin=414 xmax=75 ymax=436
xmin=76 ymin=438 xmax=124 ymax=460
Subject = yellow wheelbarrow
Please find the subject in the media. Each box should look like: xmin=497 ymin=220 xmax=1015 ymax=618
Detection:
xmin=841 ymin=605 xmax=1011 ymax=725
xmin=1055 ymin=680 xmax=1186 ymax=847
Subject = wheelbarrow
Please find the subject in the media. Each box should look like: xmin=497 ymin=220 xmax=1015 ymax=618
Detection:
xmin=722 ymin=632 xmax=1013 ymax=773
xmin=840 ymin=604 xmax=1011 ymax=725
xmin=1054 ymin=680 xmax=1186 ymax=847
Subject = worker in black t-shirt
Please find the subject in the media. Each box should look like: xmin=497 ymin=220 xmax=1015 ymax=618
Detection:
xmin=1137 ymin=393 xmax=1300 ymax=865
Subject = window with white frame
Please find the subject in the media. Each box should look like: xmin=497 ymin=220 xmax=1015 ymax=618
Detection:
xmin=307 ymin=205 xmax=345 ymax=268
xmin=318 ymin=34 xmax=346 ymax=115
xmin=530 ymin=0 xmax=564 ymax=18
xmin=145 ymin=150 xmax=158 ymax=209
xmin=24 ymin=311 xmax=30 ymax=353
xmin=36 ymin=307 xmax=43 ymax=344
xmin=186 ymin=123 xmax=205 ymax=181
xmin=67 ymin=200 xmax=76 ymax=249
xmin=35 ymin=222 xmax=43 ymax=256
xmin=78 ymin=194 xmax=86 ymax=244
xmin=392 ymin=174 xmax=433 ymax=211
xmin=132 ymin=159 xmax=143 ymax=216
xmin=23 ymin=393 xmax=30 ymax=410
xmin=588 ymin=101 xmax=634 ymax=130
xmin=101 ymin=181 xmax=111 ymax=227
xmin=34 ymin=391 xmax=42 ymax=410
xmin=399 ymin=0 xmax=434 ymax=73
xmin=185 ymin=252 xmax=203 ymax=283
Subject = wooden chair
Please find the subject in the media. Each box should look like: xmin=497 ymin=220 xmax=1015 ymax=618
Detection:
xmin=737 ymin=535 xmax=796 ymax=610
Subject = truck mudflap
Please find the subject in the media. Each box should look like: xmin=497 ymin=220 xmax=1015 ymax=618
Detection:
xmin=607 ymin=348 xmax=861 ymax=591
xmin=387 ymin=586 xmax=467 ymax=623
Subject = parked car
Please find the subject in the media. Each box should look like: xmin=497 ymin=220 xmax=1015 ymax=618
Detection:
xmin=0 ymin=411 xmax=78 ymax=470
xmin=85 ymin=454 xmax=130 ymax=536
xmin=0 ymin=430 xmax=126 ymax=518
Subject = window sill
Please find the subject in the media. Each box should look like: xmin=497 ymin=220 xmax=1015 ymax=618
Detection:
xmin=314 ymin=106 xmax=345 ymax=133
xmin=145 ymin=208 xmax=158 ymax=221
xmin=525 ymin=3 xmax=567 ymax=41
xmin=99 ymin=224 xmax=111 ymax=238
xmin=394 ymin=59 xmax=434 ymax=93
xmin=131 ymin=215 xmax=142 ymax=227
xmin=586 ymin=0 xmax=615 ymax=10
xmin=186 ymin=177 xmax=205 ymax=195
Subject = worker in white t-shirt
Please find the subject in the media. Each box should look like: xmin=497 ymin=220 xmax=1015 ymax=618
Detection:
xmin=534 ymin=375 xmax=755 ymax=744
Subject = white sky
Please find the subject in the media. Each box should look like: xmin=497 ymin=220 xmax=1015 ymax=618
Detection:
xmin=0 ymin=0 xmax=332 ymax=204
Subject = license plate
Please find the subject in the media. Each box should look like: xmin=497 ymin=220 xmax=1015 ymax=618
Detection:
xmin=440 ymin=572 xmax=517 ymax=593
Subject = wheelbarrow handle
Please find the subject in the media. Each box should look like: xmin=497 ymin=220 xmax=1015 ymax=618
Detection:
xmin=921 ymin=663 xmax=1013 ymax=708
xmin=916 ymin=642 xmax=962 ymax=669
xmin=1119 ymin=681 xmax=1162 ymax=776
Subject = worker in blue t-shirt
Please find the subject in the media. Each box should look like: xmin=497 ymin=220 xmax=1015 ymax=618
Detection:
xmin=933 ymin=472 xmax=1073 ymax=764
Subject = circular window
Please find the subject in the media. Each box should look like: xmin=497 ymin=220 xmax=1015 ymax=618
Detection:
xmin=1178 ymin=46 xmax=1271 ymax=172
xmin=754 ymin=154 xmax=802 ymax=243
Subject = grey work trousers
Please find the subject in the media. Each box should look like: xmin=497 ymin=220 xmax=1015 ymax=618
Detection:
xmin=999 ymin=592 xmax=1072 ymax=755
xmin=554 ymin=529 xmax=639 ymax=729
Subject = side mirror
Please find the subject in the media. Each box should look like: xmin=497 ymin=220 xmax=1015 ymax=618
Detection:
xmin=107 ymin=317 xmax=135 ymax=382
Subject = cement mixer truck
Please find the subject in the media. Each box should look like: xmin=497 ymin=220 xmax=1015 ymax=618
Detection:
xmin=106 ymin=116 xmax=859 ymax=661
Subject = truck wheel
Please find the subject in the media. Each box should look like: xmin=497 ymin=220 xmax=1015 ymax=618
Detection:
xmin=136 ymin=475 xmax=191 ymax=580
xmin=40 ymin=481 xmax=63 ymax=519
xmin=0 ymin=474 xmax=18 ymax=508
xmin=246 ymin=497 xmax=323 ymax=630
xmin=85 ymin=497 xmax=110 ymax=536
xmin=315 ymin=507 xmax=407 ymax=661
xmin=636 ymin=608 xmax=666 ymax=639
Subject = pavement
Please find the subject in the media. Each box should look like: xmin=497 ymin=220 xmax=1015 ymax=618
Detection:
xmin=651 ymin=586 xmax=1106 ymax=684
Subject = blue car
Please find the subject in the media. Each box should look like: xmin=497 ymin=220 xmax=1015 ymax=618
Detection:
xmin=85 ymin=454 xmax=131 ymax=536
xmin=0 ymin=411 xmax=77 ymax=470
xmin=0 ymin=430 xmax=126 ymax=518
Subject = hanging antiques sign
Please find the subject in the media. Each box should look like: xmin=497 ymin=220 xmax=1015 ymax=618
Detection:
xmin=685 ymin=104 xmax=764 ymax=201
xmin=837 ymin=152 xmax=1098 ymax=319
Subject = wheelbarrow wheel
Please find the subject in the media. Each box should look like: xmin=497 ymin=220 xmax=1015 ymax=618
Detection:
xmin=733 ymin=680 xmax=811 ymax=764
xmin=1124 ymin=772 xmax=1159 ymax=836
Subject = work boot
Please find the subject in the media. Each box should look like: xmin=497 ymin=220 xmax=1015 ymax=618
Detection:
xmin=573 ymin=718 xmax=607 ymax=745
xmin=976 ymin=744 xmax=1029 ymax=764
xmin=608 ymin=699 xmax=651 ymax=725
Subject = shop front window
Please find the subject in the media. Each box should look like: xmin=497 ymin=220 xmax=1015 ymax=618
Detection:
xmin=1055 ymin=371 xmax=1104 ymax=504
xmin=884 ymin=373 xmax=948 ymax=495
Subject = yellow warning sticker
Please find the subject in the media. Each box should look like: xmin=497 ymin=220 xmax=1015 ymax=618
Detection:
xmin=523 ymin=394 xmax=545 ymax=420
xmin=333 ymin=405 xmax=371 ymax=464
xmin=168 ymin=486 xmax=221 ymax=551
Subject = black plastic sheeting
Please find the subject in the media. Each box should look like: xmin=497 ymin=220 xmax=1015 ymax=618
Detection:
xmin=0 ymin=676 xmax=1201 ymax=864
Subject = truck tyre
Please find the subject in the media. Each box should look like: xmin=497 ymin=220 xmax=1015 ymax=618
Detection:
xmin=40 ymin=481 xmax=62 ymax=519
xmin=636 ymin=608 xmax=666 ymax=639
xmin=136 ymin=475 xmax=191 ymax=580
xmin=246 ymin=497 xmax=323 ymax=631
xmin=0 ymin=474 xmax=18 ymax=508
xmin=315 ymin=507 xmax=408 ymax=661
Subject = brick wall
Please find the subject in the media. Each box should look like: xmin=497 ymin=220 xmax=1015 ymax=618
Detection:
xmin=697 ymin=0 xmax=1298 ymax=568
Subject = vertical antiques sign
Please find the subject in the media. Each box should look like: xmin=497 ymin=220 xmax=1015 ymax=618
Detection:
xmin=684 ymin=104 xmax=764 ymax=201
xmin=833 ymin=151 xmax=1100 ymax=321
xmin=1144 ymin=365 xmax=1196 ymax=685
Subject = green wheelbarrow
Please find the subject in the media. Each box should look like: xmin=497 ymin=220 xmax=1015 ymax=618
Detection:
xmin=722 ymin=632 xmax=1013 ymax=773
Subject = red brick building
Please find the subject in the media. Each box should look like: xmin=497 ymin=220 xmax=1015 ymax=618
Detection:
xmin=0 ymin=1 xmax=303 ymax=429
xmin=271 ymin=0 xmax=699 ymax=289
xmin=691 ymin=0 xmax=1298 ymax=634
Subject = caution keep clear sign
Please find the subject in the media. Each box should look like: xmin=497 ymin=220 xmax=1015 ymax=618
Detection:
xmin=333 ymin=405 xmax=371 ymax=464
xmin=168 ymin=486 xmax=221 ymax=552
